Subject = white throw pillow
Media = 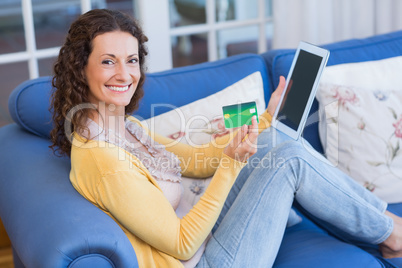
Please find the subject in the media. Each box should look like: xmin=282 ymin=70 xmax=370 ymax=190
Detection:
xmin=143 ymin=71 xmax=266 ymax=215
xmin=316 ymin=56 xmax=402 ymax=203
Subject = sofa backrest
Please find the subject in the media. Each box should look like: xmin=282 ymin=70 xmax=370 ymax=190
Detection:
xmin=261 ymin=30 xmax=402 ymax=153
xmin=8 ymin=53 xmax=271 ymax=139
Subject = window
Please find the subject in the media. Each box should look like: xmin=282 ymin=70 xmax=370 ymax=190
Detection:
xmin=139 ymin=0 xmax=273 ymax=71
xmin=0 ymin=0 xmax=135 ymax=128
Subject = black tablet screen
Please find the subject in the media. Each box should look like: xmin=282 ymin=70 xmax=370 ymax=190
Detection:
xmin=277 ymin=50 xmax=323 ymax=131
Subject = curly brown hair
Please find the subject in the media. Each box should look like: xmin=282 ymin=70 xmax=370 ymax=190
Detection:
xmin=50 ymin=9 xmax=148 ymax=157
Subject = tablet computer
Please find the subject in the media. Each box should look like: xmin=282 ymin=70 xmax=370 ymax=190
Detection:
xmin=271 ymin=41 xmax=330 ymax=140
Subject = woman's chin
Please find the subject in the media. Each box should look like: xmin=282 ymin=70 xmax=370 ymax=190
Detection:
xmin=104 ymin=101 xmax=131 ymax=110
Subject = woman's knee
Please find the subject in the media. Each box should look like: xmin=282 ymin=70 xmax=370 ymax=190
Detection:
xmin=254 ymin=128 xmax=291 ymax=158
xmin=262 ymin=140 xmax=306 ymax=164
xmin=258 ymin=128 xmax=290 ymax=147
xmin=253 ymin=130 xmax=325 ymax=169
xmin=266 ymin=139 xmax=331 ymax=170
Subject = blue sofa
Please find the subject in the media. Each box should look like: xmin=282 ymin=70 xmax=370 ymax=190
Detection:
xmin=1 ymin=30 xmax=402 ymax=267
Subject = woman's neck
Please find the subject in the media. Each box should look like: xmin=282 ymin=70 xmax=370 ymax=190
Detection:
xmin=90 ymin=103 xmax=126 ymax=137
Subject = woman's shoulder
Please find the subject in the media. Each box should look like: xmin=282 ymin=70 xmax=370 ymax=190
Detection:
xmin=71 ymin=133 xmax=137 ymax=176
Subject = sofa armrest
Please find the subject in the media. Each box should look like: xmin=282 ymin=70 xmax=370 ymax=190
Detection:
xmin=0 ymin=124 xmax=138 ymax=268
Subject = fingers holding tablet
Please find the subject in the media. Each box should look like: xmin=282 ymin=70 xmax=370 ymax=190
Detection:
xmin=267 ymin=76 xmax=286 ymax=117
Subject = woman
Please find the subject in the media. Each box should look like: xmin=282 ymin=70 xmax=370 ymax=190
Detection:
xmin=50 ymin=9 xmax=402 ymax=267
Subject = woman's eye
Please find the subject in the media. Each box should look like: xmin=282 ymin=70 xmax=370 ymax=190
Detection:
xmin=102 ymin=60 xmax=114 ymax=65
xmin=128 ymin=58 xmax=138 ymax=64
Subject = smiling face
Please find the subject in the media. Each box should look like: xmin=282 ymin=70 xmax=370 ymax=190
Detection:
xmin=84 ymin=31 xmax=140 ymax=112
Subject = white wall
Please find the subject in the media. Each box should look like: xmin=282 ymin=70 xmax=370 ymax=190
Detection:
xmin=273 ymin=0 xmax=402 ymax=48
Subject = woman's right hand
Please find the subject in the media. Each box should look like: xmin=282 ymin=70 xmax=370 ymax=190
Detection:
xmin=223 ymin=115 xmax=258 ymax=163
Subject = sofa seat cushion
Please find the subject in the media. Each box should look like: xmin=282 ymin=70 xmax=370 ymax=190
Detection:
xmin=273 ymin=207 xmax=385 ymax=268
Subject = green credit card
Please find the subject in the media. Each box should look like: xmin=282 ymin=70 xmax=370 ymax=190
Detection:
xmin=222 ymin=101 xmax=259 ymax=129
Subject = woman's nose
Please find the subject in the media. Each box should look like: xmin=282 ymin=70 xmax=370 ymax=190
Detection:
xmin=115 ymin=63 xmax=131 ymax=81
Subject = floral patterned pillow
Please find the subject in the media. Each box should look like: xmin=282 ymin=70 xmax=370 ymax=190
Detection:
xmin=142 ymin=71 xmax=266 ymax=216
xmin=316 ymin=57 xmax=402 ymax=203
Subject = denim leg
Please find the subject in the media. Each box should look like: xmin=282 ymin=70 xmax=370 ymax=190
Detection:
xmin=197 ymin=128 xmax=393 ymax=268
xmin=212 ymin=127 xmax=294 ymax=233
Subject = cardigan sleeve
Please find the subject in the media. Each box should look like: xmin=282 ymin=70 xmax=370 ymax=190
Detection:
xmin=94 ymin=152 xmax=246 ymax=260
xmin=147 ymin=110 xmax=272 ymax=178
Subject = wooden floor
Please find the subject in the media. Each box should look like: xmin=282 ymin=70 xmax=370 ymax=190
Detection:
xmin=0 ymin=247 xmax=13 ymax=268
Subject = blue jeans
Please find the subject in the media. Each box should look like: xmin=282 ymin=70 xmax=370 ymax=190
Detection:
xmin=196 ymin=127 xmax=393 ymax=268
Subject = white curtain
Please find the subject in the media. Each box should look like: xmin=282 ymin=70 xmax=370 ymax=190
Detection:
xmin=272 ymin=0 xmax=402 ymax=49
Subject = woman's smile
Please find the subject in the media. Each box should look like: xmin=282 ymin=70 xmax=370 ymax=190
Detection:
xmin=105 ymin=83 xmax=132 ymax=92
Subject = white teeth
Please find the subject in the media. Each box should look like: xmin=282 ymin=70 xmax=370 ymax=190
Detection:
xmin=106 ymin=85 xmax=129 ymax=92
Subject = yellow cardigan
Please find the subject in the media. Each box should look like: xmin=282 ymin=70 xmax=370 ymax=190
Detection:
xmin=70 ymin=111 xmax=272 ymax=268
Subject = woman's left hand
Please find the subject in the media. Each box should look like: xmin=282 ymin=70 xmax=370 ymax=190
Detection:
xmin=266 ymin=76 xmax=286 ymax=117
